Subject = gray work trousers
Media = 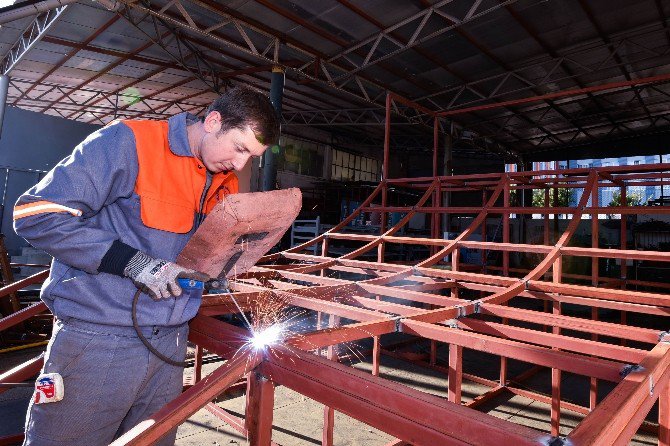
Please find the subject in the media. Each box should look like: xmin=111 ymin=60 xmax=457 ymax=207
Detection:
xmin=23 ymin=319 xmax=188 ymax=446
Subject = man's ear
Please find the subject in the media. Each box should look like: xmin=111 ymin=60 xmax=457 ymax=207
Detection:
xmin=203 ymin=111 xmax=222 ymax=133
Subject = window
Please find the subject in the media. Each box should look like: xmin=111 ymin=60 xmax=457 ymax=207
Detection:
xmin=331 ymin=149 xmax=380 ymax=182
xmin=277 ymin=136 xmax=324 ymax=177
xmin=634 ymin=160 xmax=640 ymax=165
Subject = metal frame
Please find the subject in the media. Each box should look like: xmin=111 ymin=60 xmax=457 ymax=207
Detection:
xmin=110 ymin=92 xmax=670 ymax=445
xmin=6 ymin=95 xmax=670 ymax=446
xmin=6 ymin=92 xmax=670 ymax=444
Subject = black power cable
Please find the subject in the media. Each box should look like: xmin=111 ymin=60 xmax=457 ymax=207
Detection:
xmin=131 ymin=289 xmax=188 ymax=368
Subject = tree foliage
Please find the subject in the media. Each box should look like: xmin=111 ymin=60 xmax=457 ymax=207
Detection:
xmin=532 ymin=188 xmax=575 ymax=207
xmin=608 ymin=191 xmax=642 ymax=207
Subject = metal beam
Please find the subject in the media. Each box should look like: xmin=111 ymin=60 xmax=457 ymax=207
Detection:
xmin=0 ymin=4 xmax=69 ymax=75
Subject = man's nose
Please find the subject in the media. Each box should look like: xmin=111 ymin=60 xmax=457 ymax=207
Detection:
xmin=233 ymin=154 xmax=250 ymax=171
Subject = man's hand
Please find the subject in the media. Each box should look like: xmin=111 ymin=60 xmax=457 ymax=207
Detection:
xmin=123 ymin=251 xmax=209 ymax=300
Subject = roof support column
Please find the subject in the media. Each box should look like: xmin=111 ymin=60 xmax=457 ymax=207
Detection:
xmin=442 ymin=128 xmax=453 ymax=235
xmin=0 ymin=75 xmax=9 ymax=139
xmin=262 ymin=66 xmax=284 ymax=191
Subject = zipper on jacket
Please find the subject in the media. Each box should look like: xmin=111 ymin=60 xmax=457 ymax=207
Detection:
xmin=195 ymin=170 xmax=212 ymax=228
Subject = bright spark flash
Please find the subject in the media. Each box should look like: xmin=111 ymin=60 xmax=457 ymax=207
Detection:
xmin=250 ymin=323 xmax=284 ymax=350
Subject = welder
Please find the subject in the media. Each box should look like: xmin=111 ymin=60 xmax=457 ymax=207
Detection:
xmin=13 ymin=85 xmax=280 ymax=446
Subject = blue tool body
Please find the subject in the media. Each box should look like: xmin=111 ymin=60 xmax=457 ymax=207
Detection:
xmin=177 ymin=278 xmax=204 ymax=291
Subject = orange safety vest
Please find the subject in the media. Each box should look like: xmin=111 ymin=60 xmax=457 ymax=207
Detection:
xmin=123 ymin=119 xmax=238 ymax=233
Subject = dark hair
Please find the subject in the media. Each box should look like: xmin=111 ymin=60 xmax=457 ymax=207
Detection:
xmin=205 ymin=85 xmax=280 ymax=146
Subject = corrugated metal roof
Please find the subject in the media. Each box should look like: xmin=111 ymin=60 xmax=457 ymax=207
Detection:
xmin=0 ymin=0 xmax=668 ymax=160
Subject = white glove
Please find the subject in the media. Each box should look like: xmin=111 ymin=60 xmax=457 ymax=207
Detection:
xmin=124 ymin=251 xmax=209 ymax=300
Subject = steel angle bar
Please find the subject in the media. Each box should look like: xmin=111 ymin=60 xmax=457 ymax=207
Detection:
xmin=340 ymin=179 xmax=439 ymax=261
xmin=261 ymin=344 xmax=548 ymax=446
xmin=336 ymin=294 xmax=424 ymax=317
xmin=358 ymin=283 xmax=461 ymax=307
xmin=285 ymin=293 xmax=393 ymax=322
xmin=417 ymin=178 xmax=506 ymax=268
xmin=0 ymin=270 xmax=48 ymax=300
xmin=1 ymin=5 xmax=68 ymax=75
xmin=468 ymin=282 xmax=670 ymax=317
xmin=282 ymin=256 xmax=410 ymax=275
xmin=254 ymin=267 xmax=351 ymax=285
xmin=413 ymin=267 xmax=518 ymax=287
xmin=401 ymin=320 xmax=624 ymax=382
xmin=285 ymin=319 xmax=397 ymax=350
xmin=454 ymin=318 xmax=647 ymax=363
xmin=479 ymin=303 xmax=661 ymax=344
xmin=188 ymin=314 xmax=250 ymax=358
xmin=110 ymin=348 xmax=261 ymax=446
xmin=0 ymin=302 xmax=47 ymax=332
xmin=324 ymin=264 xmax=393 ymax=277
xmin=218 ymin=281 xmax=395 ymax=322
xmin=568 ymin=342 xmax=670 ymax=445
xmin=560 ymin=246 xmax=670 ymax=262
xmin=527 ymin=281 xmax=670 ymax=307
xmin=0 ymin=354 xmax=44 ymax=396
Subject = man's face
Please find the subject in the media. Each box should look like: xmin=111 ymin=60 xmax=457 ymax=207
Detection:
xmin=198 ymin=112 xmax=268 ymax=173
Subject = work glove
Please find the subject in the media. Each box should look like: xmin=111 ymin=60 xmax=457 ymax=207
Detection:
xmin=123 ymin=251 xmax=209 ymax=300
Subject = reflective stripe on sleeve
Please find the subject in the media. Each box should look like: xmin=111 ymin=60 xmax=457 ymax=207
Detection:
xmin=13 ymin=201 xmax=83 ymax=220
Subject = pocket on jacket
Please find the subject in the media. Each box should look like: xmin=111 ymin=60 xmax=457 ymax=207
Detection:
xmin=139 ymin=194 xmax=193 ymax=233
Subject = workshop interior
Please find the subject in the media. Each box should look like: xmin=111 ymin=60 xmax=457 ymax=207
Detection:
xmin=3 ymin=0 xmax=670 ymax=445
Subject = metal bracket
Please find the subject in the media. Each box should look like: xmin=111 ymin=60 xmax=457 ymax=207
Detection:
xmin=455 ymin=305 xmax=467 ymax=318
xmin=394 ymin=317 xmax=402 ymax=333
xmin=473 ymin=300 xmax=482 ymax=314
xmin=659 ymin=330 xmax=670 ymax=343
xmin=619 ymin=364 xmax=644 ymax=378
xmin=444 ymin=319 xmax=458 ymax=329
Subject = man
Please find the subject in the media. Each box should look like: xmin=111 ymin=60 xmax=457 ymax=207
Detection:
xmin=13 ymin=85 xmax=280 ymax=445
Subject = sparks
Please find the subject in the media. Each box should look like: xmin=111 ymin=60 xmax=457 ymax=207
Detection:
xmin=250 ymin=323 xmax=284 ymax=350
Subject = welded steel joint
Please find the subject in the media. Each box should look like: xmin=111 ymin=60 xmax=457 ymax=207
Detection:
xmin=455 ymin=304 xmax=467 ymax=318
xmin=444 ymin=319 xmax=458 ymax=329
xmin=473 ymin=300 xmax=482 ymax=314
xmin=619 ymin=363 xmax=644 ymax=378
xmin=394 ymin=316 xmax=402 ymax=333
xmin=546 ymin=436 xmax=568 ymax=446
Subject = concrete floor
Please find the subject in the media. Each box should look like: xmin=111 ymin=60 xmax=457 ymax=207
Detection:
xmin=0 ymin=341 xmax=660 ymax=445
